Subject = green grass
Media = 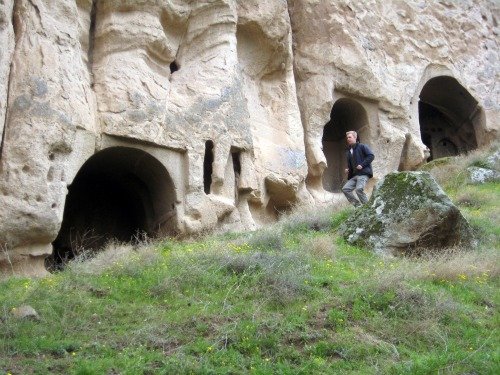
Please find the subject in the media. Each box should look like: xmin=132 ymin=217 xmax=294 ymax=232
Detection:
xmin=1 ymin=150 xmax=499 ymax=374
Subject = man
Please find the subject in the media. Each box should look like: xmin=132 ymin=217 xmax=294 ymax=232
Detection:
xmin=342 ymin=130 xmax=375 ymax=207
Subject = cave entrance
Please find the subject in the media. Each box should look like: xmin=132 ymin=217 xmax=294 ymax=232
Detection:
xmin=419 ymin=76 xmax=481 ymax=161
xmin=49 ymin=147 xmax=177 ymax=268
xmin=322 ymin=98 xmax=369 ymax=192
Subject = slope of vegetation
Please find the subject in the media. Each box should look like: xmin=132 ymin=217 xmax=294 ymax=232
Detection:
xmin=1 ymin=146 xmax=499 ymax=374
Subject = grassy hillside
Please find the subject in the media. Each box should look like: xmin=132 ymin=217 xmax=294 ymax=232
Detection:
xmin=1 ymin=146 xmax=499 ymax=374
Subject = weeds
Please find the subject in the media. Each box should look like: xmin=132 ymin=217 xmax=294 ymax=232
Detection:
xmin=302 ymin=235 xmax=337 ymax=260
xmin=279 ymin=202 xmax=348 ymax=233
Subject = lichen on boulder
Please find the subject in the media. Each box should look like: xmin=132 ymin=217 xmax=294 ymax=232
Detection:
xmin=467 ymin=166 xmax=500 ymax=184
xmin=339 ymin=172 xmax=475 ymax=255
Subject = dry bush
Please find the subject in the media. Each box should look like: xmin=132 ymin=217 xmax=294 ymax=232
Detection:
xmin=372 ymin=247 xmax=499 ymax=286
xmin=455 ymin=190 xmax=487 ymax=208
xmin=418 ymin=248 xmax=500 ymax=282
xmin=245 ymin=229 xmax=286 ymax=252
xmin=68 ymin=238 xmax=159 ymax=276
xmin=280 ymin=201 xmax=349 ymax=232
xmin=150 ymin=244 xmax=312 ymax=306
xmin=301 ymin=235 xmax=336 ymax=260
xmin=351 ymin=326 xmax=400 ymax=359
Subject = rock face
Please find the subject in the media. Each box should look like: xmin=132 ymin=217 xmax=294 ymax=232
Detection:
xmin=0 ymin=1 xmax=497 ymax=275
xmin=340 ymin=172 xmax=475 ymax=255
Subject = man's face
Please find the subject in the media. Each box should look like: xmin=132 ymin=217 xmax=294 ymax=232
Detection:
xmin=346 ymin=133 xmax=357 ymax=146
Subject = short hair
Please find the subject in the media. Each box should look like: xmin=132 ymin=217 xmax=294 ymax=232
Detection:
xmin=346 ymin=130 xmax=357 ymax=139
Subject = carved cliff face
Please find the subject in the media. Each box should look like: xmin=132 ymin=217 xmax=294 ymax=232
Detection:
xmin=288 ymin=0 xmax=498 ymax=196
xmin=0 ymin=0 xmax=497 ymax=276
xmin=93 ymin=2 xmax=187 ymax=141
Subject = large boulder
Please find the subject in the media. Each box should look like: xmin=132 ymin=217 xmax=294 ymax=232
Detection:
xmin=467 ymin=149 xmax=500 ymax=184
xmin=339 ymin=172 xmax=475 ymax=255
xmin=467 ymin=166 xmax=500 ymax=184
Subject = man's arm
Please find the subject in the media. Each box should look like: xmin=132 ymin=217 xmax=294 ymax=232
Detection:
xmin=360 ymin=144 xmax=374 ymax=166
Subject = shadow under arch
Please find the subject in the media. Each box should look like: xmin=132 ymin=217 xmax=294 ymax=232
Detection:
xmin=49 ymin=146 xmax=178 ymax=268
xmin=322 ymin=98 xmax=369 ymax=192
xmin=419 ymin=75 xmax=481 ymax=160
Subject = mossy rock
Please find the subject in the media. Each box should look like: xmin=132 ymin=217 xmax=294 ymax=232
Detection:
xmin=339 ymin=172 xmax=475 ymax=255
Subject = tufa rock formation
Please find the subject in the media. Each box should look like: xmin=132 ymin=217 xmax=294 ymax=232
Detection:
xmin=0 ymin=0 xmax=498 ymax=276
xmin=339 ymin=171 xmax=475 ymax=255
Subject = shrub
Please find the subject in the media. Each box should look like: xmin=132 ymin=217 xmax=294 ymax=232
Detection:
xmin=246 ymin=229 xmax=286 ymax=252
xmin=301 ymin=235 xmax=336 ymax=260
xmin=280 ymin=202 xmax=350 ymax=233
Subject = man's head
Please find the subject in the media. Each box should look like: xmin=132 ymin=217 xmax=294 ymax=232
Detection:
xmin=346 ymin=131 xmax=357 ymax=146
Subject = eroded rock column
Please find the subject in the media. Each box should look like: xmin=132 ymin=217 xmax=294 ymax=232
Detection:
xmin=0 ymin=0 xmax=96 ymax=276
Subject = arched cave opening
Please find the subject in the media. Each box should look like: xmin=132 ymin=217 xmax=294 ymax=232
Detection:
xmin=322 ymin=98 xmax=369 ymax=192
xmin=419 ymin=76 xmax=481 ymax=161
xmin=48 ymin=147 xmax=177 ymax=269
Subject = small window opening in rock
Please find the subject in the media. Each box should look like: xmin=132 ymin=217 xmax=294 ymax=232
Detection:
xmin=204 ymin=140 xmax=214 ymax=194
xmin=170 ymin=61 xmax=179 ymax=74
xmin=231 ymin=150 xmax=241 ymax=177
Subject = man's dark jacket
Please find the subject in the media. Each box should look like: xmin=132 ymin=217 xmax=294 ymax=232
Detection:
xmin=346 ymin=143 xmax=375 ymax=180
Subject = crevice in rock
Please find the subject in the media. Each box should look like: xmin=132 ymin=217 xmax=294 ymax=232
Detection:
xmin=26 ymin=0 xmax=40 ymax=22
xmin=87 ymin=0 xmax=98 ymax=86
xmin=11 ymin=0 xmax=21 ymax=43
xmin=0 ymin=0 xmax=20 ymax=160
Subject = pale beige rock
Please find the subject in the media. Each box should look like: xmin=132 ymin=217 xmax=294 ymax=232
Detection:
xmin=0 ymin=0 xmax=96 ymax=264
xmin=0 ymin=0 xmax=497 ymax=276
xmin=11 ymin=305 xmax=40 ymax=320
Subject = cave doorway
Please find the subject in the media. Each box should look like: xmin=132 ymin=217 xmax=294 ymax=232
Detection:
xmin=322 ymin=98 xmax=369 ymax=192
xmin=49 ymin=147 xmax=177 ymax=269
xmin=419 ymin=76 xmax=481 ymax=161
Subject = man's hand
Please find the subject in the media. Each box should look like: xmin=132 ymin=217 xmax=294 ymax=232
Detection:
xmin=344 ymin=168 xmax=349 ymax=174
xmin=356 ymin=165 xmax=363 ymax=170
